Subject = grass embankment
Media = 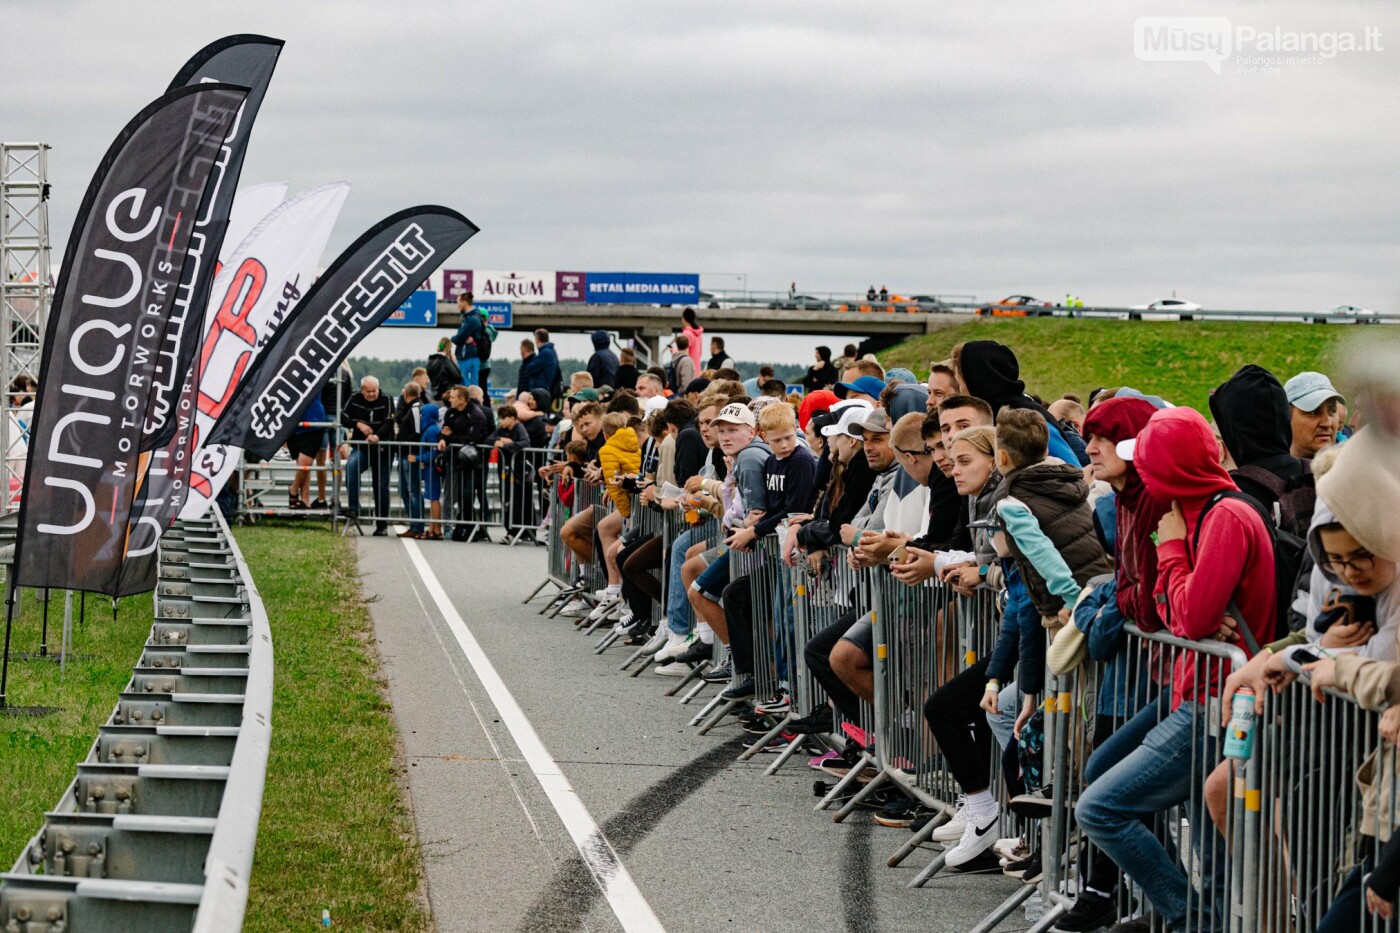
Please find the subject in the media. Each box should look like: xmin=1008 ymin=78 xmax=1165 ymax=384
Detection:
xmin=236 ymin=522 xmax=429 ymax=931
xmin=0 ymin=524 xmax=428 ymax=931
xmin=0 ymin=588 xmax=154 ymax=857
xmin=880 ymin=317 xmax=1349 ymax=411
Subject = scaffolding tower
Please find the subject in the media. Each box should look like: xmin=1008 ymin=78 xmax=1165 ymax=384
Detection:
xmin=0 ymin=143 xmax=51 ymax=517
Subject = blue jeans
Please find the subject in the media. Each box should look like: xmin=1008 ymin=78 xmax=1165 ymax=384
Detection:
xmin=1077 ymin=697 xmax=1226 ymax=932
xmin=398 ymin=457 xmax=424 ymax=533
xmin=666 ymin=526 xmax=703 ymax=635
xmin=458 ymin=356 xmax=480 ymax=387
xmin=346 ymin=444 xmax=390 ymax=525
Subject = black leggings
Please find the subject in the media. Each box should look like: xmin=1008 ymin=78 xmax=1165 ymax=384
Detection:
xmin=923 ymin=660 xmax=993 ymax=794
xmin=618 ymin=534 xmax=660 ymax=618
xmin=722 ymin=575 xmax=755 ymax=676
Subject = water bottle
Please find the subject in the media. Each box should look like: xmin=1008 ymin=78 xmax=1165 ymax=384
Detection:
xmin=1024 ymin=889 xmax=1043 ymax=922
xmin=1222 ymin=687 xmax=1257 ymax=759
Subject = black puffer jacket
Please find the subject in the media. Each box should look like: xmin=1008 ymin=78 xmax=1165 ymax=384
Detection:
xmin=993 ymin=461 xmax=1113 ymax=616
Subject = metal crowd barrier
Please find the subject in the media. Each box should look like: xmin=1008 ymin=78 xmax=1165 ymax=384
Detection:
xmin=336 ymin=439 xmax=553 ymax=543
xmin=531 ymin=487 xmax=1400 ymax=933
xmin=0 ymin=511 xmax=272 ymax=931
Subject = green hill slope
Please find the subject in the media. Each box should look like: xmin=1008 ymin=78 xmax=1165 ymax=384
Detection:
xmin=878 ymin=318 xmax=1350 ymax=412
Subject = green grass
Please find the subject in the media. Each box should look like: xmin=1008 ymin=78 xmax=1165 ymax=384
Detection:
xmin=0 ymin=525 xmax=429 ymax=931
xmin=879 ymin=317 xmax=1349 ymax=412
xmin=235 ymin=522 xmax=429 ymax=932
xmin=0 ymin=588 xmax=154 ymax=858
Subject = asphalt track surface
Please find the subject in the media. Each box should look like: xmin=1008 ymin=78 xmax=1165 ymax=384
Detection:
xmin=359 ymin=532 xmax=1032 ymax=932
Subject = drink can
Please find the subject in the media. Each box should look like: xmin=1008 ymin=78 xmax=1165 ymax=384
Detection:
xmin=1222 ymin=687 xmax=1257 ymax=759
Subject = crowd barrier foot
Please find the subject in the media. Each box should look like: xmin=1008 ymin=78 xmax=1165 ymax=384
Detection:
xmin=581 ymin=613 xmax=610 ymax=635
xmin=628 ymin=653 xmax=657 ymax=677
xmin=664 ymin=660 xmax=709 ymax=697
xmin=618 ymin=643 xmax=649 ymax=671
xmin=906 ymin=850 xmax=950 ymax=887
xmin=696 ymin=698 xmax=744 ymax=735
xmin=833 ymin=769 xmax=891 ymax=823
xmin=888 ymin=810 xmax=948 ymax=867
xmin=966 ymin=884 xmax=1041 ymax=932
xmin=1019 ymin=902 xmax=1069 ymax=933
xmin=688 ymin=693 xmax=725 ymax=727
xmin=593 ymin=627 xmax=623 ymax=653
xmin=523 ymin=577 xmax=562 ymax=604
xmin=544 ymin=586 xmax=584 ymax=619
xmin=676 ymin=673 xmax=711 ymax=704
xmin=737 ymin=712 xmax=795 ymax=762
xmin=764 ymin=728 xmax=817 ymax=775
xmin=815 ymin=752 xmax=876 ymax=811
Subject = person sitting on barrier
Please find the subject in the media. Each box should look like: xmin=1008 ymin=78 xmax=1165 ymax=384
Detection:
xmin=419 ymin=403 xmax=444 ymax=540
xmin=679 ymin=402 xmax=772 ymax=691
xmin=391 ymin=382 xmax=426 ymax=538
xmin=552 ymin=401 xmax=604 ymax=568
xmin=788 ymin=404 xmax=901 ymax=737
xmin=956 ymin=340 xmax=1086 ymax=466
xmin=1077 ymin=405 xmax=1275 ymax=933
xmin=710 ymin=403 xmax=817 ymax=701
xmin=583 ymin=412 xmax=642 ymax=622
xmin=341 ymin=375 xmax=395 ymax=535
xmin=1051 ymin=395 xmax=1169 ymax=932
xmin=639 ymin=392 xmax=727 ymax=658
xmin=609 ymin=412 xmax=672 ymax=640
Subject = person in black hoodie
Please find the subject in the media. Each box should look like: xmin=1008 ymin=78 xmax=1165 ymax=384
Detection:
xmin=803 ymin=345 xmax=842 ymax=393
xmin=1208 ymin=364 xmax=1309 ymax=527
xmin=614 ymin=347 xmax=639 ymax=392
xmin=341 ymin=376 xmax=395 ymax=535
xmin=957 ymin=340 xmax=1087 ymax=465
xmin=392 ymin=382 xmax=426 ymax=538
xmin=586 ymin=330 xmax=618 ymax=390
xmin=426 ymin=337 xmax=462 ymax=402
xmin=438 ymin=385 xmax=492 ymax=540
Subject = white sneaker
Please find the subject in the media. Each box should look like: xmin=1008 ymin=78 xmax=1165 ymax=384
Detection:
xmin=639 ymin=628 xmax=670 ymax=655
xmin=931 ymin=800 xmax=967 ymax=843
xmin=592 ymin=587 xmax=612 ymax=601
xmin=588 ymin=594 xmax=623 ymax=621
xmin=615 ymin=610 xmax=641 ymax=635
xmin=944 ymin=807 xmax=1001 ymax=867
xmin=558 ymin=597 xmax=591 ymax=617
xmin=606 ymin=600 xmax=627 ymax=621
xmin=654 ymin=631 xmax=690 ymax=662
xmin=654 ymin=661 xmax=690 ymax=676
xmin=994 ymin=836 xmax=1027 ymax=864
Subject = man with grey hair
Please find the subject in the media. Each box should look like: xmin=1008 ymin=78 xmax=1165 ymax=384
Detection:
xmin=341 ymin=374 xmax=394 ymax=535
xmin=635 ymin=371 xmax=665 ymax=400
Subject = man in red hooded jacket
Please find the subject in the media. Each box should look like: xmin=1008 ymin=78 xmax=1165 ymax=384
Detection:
xmin=1077 ymin=406 xmax=1274 ymax=933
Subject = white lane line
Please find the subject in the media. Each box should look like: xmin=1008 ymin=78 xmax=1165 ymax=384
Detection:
xmin=400 ymin=536 xmax=665 ymax=933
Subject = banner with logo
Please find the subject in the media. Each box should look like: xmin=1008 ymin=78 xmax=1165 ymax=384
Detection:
xmin=556 ymin=271 xmax=585 ymax=302
xmin=585 ymin=272 xmax=699 ymax=305
xmin=14 ymin=84 xmax=249 ymax=594
xmin=141 ymin=34 xmax=283 ymax=453
xmin=103 ymin=182 xmax=351 ymax=532
xmin=442 ymin=268 xmax=471 ymax=302
xmin=473 ymin=270 xmax=554 ymax=303
xmin=207 ymin=207 xmax=478 ymax=460
xmin=222 ymin=182 xmax=288 ymax=271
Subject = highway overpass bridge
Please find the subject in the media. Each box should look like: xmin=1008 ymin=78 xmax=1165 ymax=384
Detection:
xmin=435 ymin=302 xmax=975 ymax=363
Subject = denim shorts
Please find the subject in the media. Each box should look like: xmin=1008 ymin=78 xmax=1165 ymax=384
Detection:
xmin=693 ymin=550 xmax=731 ymax=602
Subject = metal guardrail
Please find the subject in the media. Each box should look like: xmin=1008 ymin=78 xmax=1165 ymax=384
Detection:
xmin=0 ymin=511 xmax=271 ymax=932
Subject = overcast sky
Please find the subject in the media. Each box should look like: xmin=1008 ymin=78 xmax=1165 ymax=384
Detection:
xmin=3 ymin=1 xmax=1397 ymax=313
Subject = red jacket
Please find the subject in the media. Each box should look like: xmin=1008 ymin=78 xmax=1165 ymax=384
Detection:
xmin=1134 ymin=407 xmax=1275 ymax=707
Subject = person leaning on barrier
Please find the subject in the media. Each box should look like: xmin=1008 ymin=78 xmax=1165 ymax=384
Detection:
xmin=707 ymin=403 xmax=818 ymax=697
xmin=1076 ymin=406 xmax=1275 ymax=933
xmin=1050 ymin=394 xmax=1169 ymax=932
xmin=581 ymin=411 xmax=642 ymax=622
xmin=340 ymin=375 xmax=395 ymax=534
xmin=391 ymin=382 xmax=426 ymax=538
xmin=428 ymin=337 xmax=463 ymax=402
xmin=1208 ymin=428 xmax=1400 ymax=930
xmin=957 ymin=339 xmax=1086 ymax=466
xmin=437 ymin=385 xmax=493 ymax=542
xmin=419 ymin=403 xmax=444 ymax=540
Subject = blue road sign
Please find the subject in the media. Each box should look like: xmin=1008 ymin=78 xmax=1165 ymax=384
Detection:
xmin=385 ymin=290 xmax=438 ymax=327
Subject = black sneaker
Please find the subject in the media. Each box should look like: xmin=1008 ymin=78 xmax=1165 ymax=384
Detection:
xmin=742 ymin=717 xmax=775 ymax=735
xmin=872 ymin=796 xmax=929 ymax=829
xmin=312 ymin=499 xmax=328 ymax=509
xmin=720 ymin=675 xmax=756 ymax=701
xmin=674 ymin=637 xmax=712 ymax=665
xmin=1053 ymin=890 xmax=1120 ymax=932
xmin=1105 ymin=921 xmax=1152 ymax=933
xmin=1003 ymin=848 xmax=1043 ymax=884
xmin=701 ymin=659 xmax=733 ymax=683
xmin=625 ymin=626 xmax=655 ymax=647
xmin=753 ymin=686 xmax=791 ymax=716
xmin=787 ymin=705 xmax=835 ymax=735
xmin=1010 ymin=785 xmax=1054 ymax=818
xmin=373 ymin=526 xmax=389 ymax=536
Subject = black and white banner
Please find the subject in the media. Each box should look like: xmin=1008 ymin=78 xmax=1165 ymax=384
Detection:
xmin=15 ymin=84 xmax=249 ymax=594
xmin=207 ymin=207 xmax=477 ymax=459
xmin=141 ymin=34 xmax=283 ymax=452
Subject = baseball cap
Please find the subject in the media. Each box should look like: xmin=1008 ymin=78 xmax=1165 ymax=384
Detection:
xmin=568 ymin=387 xmax=600 ymax=402
xmin=643 ymin=394 xmax=669 ymax=415
xmin=682 ymin=376 xmax=711 ymax=395
xmin=828 ymin=398 xmax=873 ymax=417
xmin=1115 ymin=438 xmax=1136 ymax=461
xmin=852 ymin=408 xmax=893 ymax=435
xmin=885 ymin=367 xmax=918 ymax=386
xmin=712 ymin=402 xmax=756 ymax=428
xmin=834 ymin=375 xmax=887 ymax=399
xmin=1284 ymin=371 xmax=1343 ymax=413
xmin=822 ymin=405 xmax=872 ymax=438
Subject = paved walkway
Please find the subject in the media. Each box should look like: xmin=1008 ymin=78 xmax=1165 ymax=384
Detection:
xmin=358 ymin=533 xmax=1030 ymax=932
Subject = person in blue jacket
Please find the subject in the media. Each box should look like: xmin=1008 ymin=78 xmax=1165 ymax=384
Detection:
xmin=451 ymin=293 xmax=483 ymax=388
